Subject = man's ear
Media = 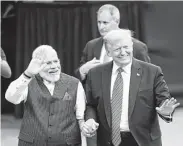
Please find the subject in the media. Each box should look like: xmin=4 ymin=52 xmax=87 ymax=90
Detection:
xmin=106 ymin=49 xmax=112 ymax=57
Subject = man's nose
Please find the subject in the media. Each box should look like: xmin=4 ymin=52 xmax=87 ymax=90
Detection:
xmin=120 ymin=48 xmax=126 ymax=55
xmin=50 ymin=62 xmax=57 ymax=68
xmin=99 ymin=23 xmax=105 ymax=29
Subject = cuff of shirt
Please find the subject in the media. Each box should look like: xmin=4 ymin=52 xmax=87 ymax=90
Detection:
xmin=78 ymin=119 xmax=85 ymax=130
xmin=159 ymin=113 xmax=172 ymax=123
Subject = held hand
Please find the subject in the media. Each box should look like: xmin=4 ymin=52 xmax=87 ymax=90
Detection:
xmin=81 ymin=57 xmax=101 ymax=74
xmin=25 ymin=58 xmax=47 ymax=77
xmin=81 ymin=119 xmax=99 ymax=137
xmin=156 ymin=97 xmax=180 ymax=116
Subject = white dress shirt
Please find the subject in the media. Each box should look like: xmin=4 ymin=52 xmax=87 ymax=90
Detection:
xmin=5 ymin=74 xmax=86 ymax=120
xmin=111 ymin=61 xmax=132 ymax=132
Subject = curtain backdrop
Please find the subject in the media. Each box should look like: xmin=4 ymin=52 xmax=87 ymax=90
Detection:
xmin=14 ymin=1 xmax=143 ymax=117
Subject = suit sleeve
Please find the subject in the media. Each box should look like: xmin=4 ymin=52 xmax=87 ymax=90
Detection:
xmin=85 ymin=69 xmax=97 ymax=121
xmin=136 ymin=43 xmax=151 ymax=63
xmin=74 ymin=42 xmax=89 ymax=82
xmin=154 ymin=66 xmax=172 ymax=122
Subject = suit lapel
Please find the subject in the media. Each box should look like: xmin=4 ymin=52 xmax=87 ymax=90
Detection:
xmin=102 ymin=61 xmax=113 ymax=127
xmin=93 ymin=37 xmax=103 ymax=59
xmin=128 ymin=59 xmax=142 ymax=119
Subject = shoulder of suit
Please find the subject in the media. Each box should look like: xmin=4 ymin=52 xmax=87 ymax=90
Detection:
xmin=136 ymin=59 xmax=160 ymax=69
xmin=132 ymin=38 xmax=146 ymax=47
xmin=87 ymin=37 xmax=102 ymax=45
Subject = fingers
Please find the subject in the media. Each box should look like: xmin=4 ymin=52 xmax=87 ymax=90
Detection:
xmin=34 ymin=49 xmax=46 ymax=61
xmin=81 ymin=119 xmax=99 ymax=137
xmin=40 ymin=63 xmax=47 ymax=71
xmin=85 ymin=119 xmax=99 ymax=130
xmin=155 ymin=107 xmax=161 ymax=113
xmin=81 ymin=123 xmax=97 ymax=137
xmin=90 ymin=57 xmax=100 ymax=64
xmin=167 ymin=97 xmax=176 ymax=105
xmin=166 ymin=97 xmax=180 ymax=108
xmin=161 ymin=99 xmax=169 ymax=108
xmin=173 ymin=102 xmax=180 ymax=109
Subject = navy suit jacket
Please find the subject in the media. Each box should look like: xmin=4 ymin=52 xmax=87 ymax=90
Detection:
xmin=85 ymin=59 xmax=171 ymax=146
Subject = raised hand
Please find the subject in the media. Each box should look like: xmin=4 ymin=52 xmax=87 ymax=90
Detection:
xmin=81 ymin=57 xmax=101 ymax=75
xmin=156 ymin=97 xmax=180 ymax=116
xmin=24 ymin=57 xmax=47 ymax=77
xmin=81 ymin=119 xmax=99 ymax=137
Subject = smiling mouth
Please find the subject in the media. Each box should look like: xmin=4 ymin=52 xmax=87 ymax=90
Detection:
xmin=49 ymin=70 xmax=59 ymax=74
xmin=117 ymin=55 xmax=128 ymax=59
xmin=101 ymin=31 xmax=107 ymax=33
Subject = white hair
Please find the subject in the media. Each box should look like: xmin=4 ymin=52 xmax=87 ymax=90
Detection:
xmin=97 ymin=4 xmax=120 ymax=24
xmin=32 ymin=45 xmax=57 ymax=59
xmin=103 ymin=29 xmax=133 ymax=48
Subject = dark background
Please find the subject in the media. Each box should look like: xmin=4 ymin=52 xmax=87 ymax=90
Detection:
xmin=1 ymin=1 xmax=183 ymax=117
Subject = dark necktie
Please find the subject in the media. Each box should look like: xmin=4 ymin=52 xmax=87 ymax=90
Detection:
xmin=111 ymin=67 xmax=123 ymax=146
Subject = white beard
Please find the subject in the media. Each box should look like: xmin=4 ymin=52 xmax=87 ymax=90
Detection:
xmin=39 ymin=72 xmax=60 ymax=83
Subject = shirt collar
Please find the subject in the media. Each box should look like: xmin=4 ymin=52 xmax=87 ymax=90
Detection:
xmin=112 ymin=61 xmax=132 ymax=74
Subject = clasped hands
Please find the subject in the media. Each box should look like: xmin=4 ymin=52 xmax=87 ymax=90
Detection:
xmin=80 ymin=119 xmax=99 ymax=137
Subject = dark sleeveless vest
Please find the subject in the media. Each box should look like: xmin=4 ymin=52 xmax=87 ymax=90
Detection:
xmin=18 ymin=73 xmax=81 ymax=145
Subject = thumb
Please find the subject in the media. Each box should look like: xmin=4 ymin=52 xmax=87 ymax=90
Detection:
xmin=155 ymin=107 xmax=161 ymax=113
xmin=89 ymin=57 xmax=96 ymax=63
xmin=92 ymin=57 xmax=96 ymax=61
xmin=94 ymin=121 xmax=99 ymax=126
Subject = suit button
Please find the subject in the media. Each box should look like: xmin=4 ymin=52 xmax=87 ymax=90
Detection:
xmin=49 ymin=136 xmax=51 ymax=139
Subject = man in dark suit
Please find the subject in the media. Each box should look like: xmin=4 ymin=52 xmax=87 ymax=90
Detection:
xmin=75 ymin=4 xmax=150 ymax=83
xmin=81 ymin=29 xmax=180 ymax=146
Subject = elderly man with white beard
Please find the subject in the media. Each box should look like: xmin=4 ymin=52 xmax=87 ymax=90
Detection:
xmin=5 ymin=45 xmax=86 ymax=146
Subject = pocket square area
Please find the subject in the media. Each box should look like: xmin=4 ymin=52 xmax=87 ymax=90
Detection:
xmin=63 ymin=92 xmax=72 ymax=100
